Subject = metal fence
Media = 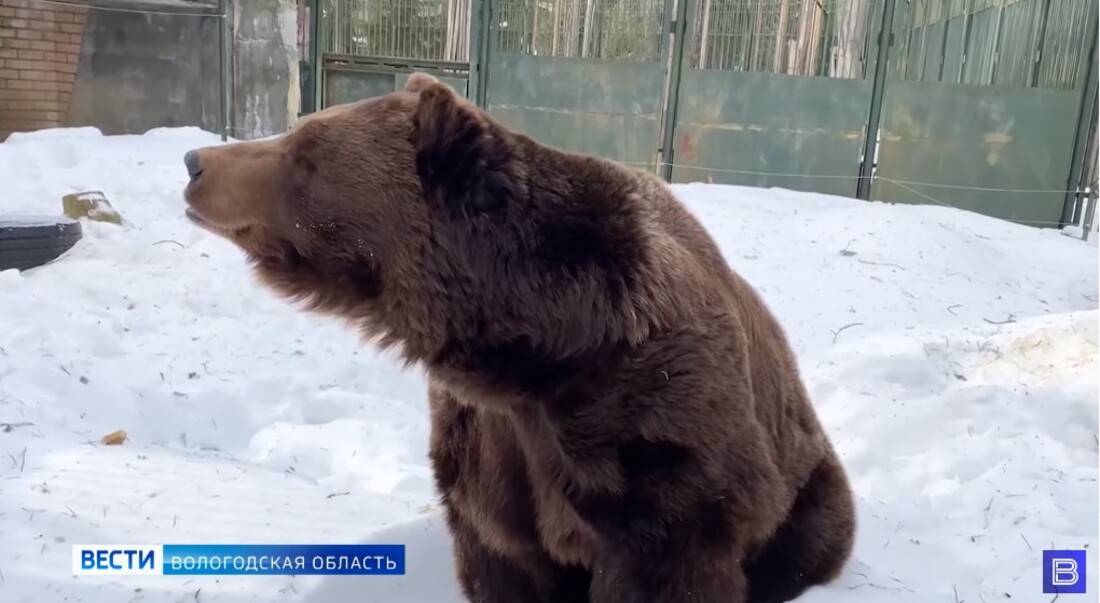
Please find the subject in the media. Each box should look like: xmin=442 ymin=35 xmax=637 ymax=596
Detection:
xmin=320 ymin=0 xmax=471 ymax=61
xmin=301 ymin=0 xmax=1098 ymax=230
xmin=308 ymin=0 xmax=473 ymax=111
xmin=870 ymin=0 xmax=1096 ymax=226
xmin=898 ymin=0 xmax=1092 ymax=89
xmin=494 ymin=0 xmax=667 ymax=61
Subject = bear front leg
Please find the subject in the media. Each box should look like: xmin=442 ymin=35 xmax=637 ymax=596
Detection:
xmin=428 ymin=387 xmax=590 ymax=602
xmin=586 ymin=531 xmax=748 ymax=603
xmin=445 ymin=505 xmax=591 ymax=603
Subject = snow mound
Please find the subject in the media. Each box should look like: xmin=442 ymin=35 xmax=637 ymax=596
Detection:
xmin=807 ymin=309 xmax=1099 ymax=601
xmin=3 ymin=126 xmax=104 ymax=143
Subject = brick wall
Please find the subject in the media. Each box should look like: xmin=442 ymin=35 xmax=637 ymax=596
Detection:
xmin=0 ymin=0 xmax=88 ymax=141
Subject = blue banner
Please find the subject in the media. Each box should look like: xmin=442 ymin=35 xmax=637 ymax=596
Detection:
xmin=73 ymin=543 xmax=405 ymax=576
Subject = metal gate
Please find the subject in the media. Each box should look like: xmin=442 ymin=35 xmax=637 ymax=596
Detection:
xmin=305 ymin=0 xmax=475 ymax=111
xmin=663 ymin=0 xmax=885 ymax=198
xmin=869 ymin=0 xmax=1099 ymax=227
xmin=303 ymin=0 xmax=1099 ymax=228
xmin=478 ymin=0 xmax=676 ymax=171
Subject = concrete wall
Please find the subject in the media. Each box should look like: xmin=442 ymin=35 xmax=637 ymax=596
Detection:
xmin=0 ymin=0 xmax=300 ymax=142
xmin=67 ymin=2 xmax=222 ymax=135
xmin=230 ymin=0 xmax=300 ymax=139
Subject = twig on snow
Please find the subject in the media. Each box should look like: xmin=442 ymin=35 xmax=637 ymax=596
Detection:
xmin=947 ymin=304 xmax=962 ymax=316
xmin=6 ymin=447 xmax=27 ymax=472
xmin=983 ymin=314 xmax=1016 ymax=325
xmin=858 ymin=258 xmax=907 ymax=270
xmin=153 ymin=240 xmax=185 ymax=249
xmin=831 ymin=323 xmax=864 ymax=343
xmin=1021 ymin=534 xmax=1032 ymax=551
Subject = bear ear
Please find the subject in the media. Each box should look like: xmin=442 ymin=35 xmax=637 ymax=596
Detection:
xmin=404 ymin=72 xmax=439 ymax=94
xmin=409 ymin=81 xmax=520 ymax=216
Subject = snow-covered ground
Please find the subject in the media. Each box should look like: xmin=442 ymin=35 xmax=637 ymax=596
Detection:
xmin=0 ymin=126 xmax=1097 ymax=602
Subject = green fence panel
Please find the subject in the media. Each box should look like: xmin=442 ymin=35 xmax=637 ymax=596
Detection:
xmin=665 ymin=0 xmax=882 ymax=198
xmin=669 ymin=71 xmax=873 ymax=198
xmin=871 ymin=81 xmax=1082 ymax=225
xmin=325 ymin=70 xmax=402 ymax=105
xmin=323 ymin=64 xmax=470 ymax=107
xmin=485 ymin=54 xmax=669 ymax=169
xmin=480 ymin=0 xmax=673 ymax=171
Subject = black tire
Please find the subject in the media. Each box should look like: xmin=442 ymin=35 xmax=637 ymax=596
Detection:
xmin=0 ymin=216 xmax=83 ymax=272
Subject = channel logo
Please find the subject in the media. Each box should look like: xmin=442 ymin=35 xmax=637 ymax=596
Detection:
xmin=1043 ymin=549 xmax=1087 ymax=595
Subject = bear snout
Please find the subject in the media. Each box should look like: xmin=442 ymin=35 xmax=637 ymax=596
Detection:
xmin=183 ymin=149 xmax=203 ymax=181
xmin=181 ymin=147 xmax=217 ymax=230
xmin=180 ymin=141 xmax=283 ymax=238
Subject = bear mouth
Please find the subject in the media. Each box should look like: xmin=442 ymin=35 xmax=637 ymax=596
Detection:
xmin=185 ymin=207 xmax=248 ymax=237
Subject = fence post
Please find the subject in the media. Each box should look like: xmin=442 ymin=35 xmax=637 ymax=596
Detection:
xmin=218 ymin=0 xmax=230 ymax=141
xmin=309 ymin=0 xmax=324 ymax=112
xmin=1062 ymin=11 xmax=1099 ymax=227
xmin=1083 ymin=187 xmax=1097 ymax=242
xmin=856 ymin=0 xmax=898 ymax=201
xmin=298 ymin=0 xmax=319 ymax=116
xmin=659 ymin=0 xmax=691 ymax=182
xmin=473 ymin=0 xmax=492 ymax=108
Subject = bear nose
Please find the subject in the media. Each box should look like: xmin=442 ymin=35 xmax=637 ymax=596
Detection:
xmin=183 ymin=150 xmax=203 ymax=180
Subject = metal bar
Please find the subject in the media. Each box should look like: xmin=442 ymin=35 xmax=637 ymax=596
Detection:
xmin=324 ymin=54 xmax=472 ymax=70
xmin=1060 ymin=4 xmax=1098 ymax=226
xmin=659 ymin=0 xmax=692 ymax=182
xmin=1084 ymin=184 xmax=1097 ymax=242
xmin=916 ymin=0 xmax=929 ymax=80
xmin=321 ymin=64 xmax=468 ymax=75
xmin=857 ymin=0 xmax=899 ymax=200
xmin=468 ymin=0 xmax=483 ymax=104
xmin=935 ymin=0 xmax=951 ymax=81
xmin=987 ymin=2 xmax=1004 ymax=84
xmin=957 ymin=0 xmax=974 ymax=83
xmin=474 ymin=0 xmax=493 ymax=107
xmin=902 ymin=1 xmax=916 ymax=79
xmin=218 ymin=0 xmax=229 ymax=141
xmin=310 ymin=0 xmax=324 ymax=111
xmin=1028 ymin=0 xmax=1052 ymax=87
xmin=654 ymin=0 xmax=678 ymax=171
xmin=1072 ymin=103 xmax=1097 ymax=225
xmin=1081 ymin=108 xmax=1098 ymax=240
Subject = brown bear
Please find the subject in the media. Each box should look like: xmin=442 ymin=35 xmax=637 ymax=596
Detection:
xmin=181 ymin=72 xmax=856 ymax=603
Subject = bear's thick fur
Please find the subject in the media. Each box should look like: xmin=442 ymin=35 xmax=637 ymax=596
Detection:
xmin=181 ymin=72 xmax=856 ymax=603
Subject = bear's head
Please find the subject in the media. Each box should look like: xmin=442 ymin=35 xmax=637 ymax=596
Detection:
xmin=182 ymin=73 xmax=657 ymax=367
